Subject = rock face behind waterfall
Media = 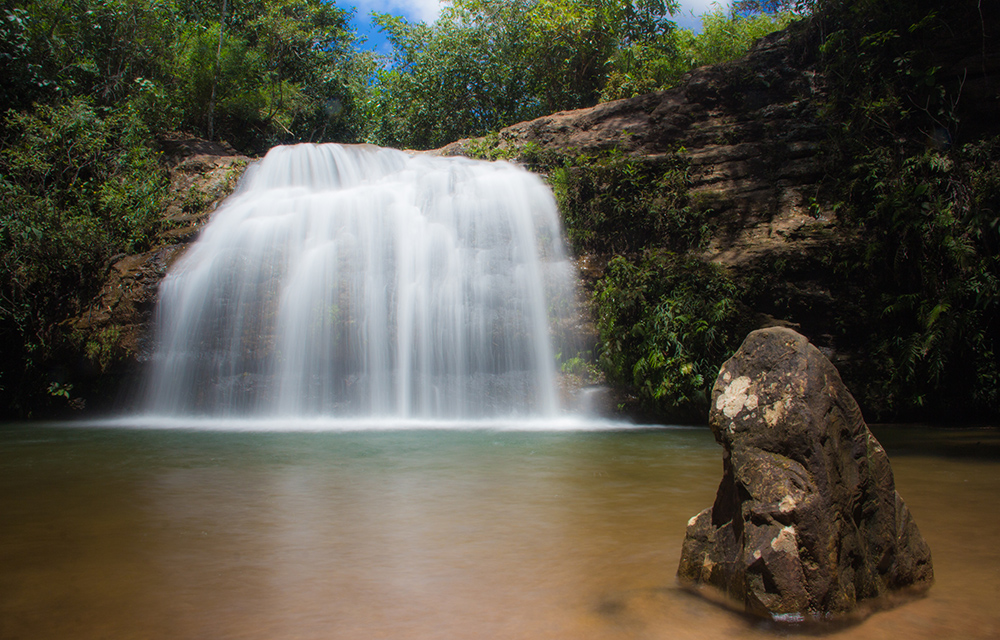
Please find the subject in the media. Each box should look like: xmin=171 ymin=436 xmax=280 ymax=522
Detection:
xmin=677 ymin=327 xmax=933 ymax=619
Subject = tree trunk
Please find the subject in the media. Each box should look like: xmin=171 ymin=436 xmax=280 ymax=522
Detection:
xmin=208 ymin=0 xmax=227 ymax=140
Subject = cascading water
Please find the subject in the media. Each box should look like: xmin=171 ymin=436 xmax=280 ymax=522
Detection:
xmin=141 ymin=143 xmax=576 ymax=420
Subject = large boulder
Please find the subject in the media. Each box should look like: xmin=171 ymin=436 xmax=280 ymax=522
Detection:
xmin=677 ymin=327 xmax=932 ymax=619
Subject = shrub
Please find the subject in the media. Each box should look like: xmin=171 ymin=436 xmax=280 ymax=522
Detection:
xmin=595 ymin=250 xmax=752 ymax=420
xmin=0 ymin=97 xmax=166 ymax=415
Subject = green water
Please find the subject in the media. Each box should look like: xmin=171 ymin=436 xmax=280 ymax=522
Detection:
xmin=1 ymin=423 xmax=998 ymax=639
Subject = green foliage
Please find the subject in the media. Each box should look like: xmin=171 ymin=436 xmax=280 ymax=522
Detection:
xmin=0 ymin=7 xmax=50 ymax=109
xmin=172 ymin=22 xmax=268 ymax=136
xmin=361 ymin=2 xmax=540 ymax=150
xmin=469 ymin=141 xmax=726 ymax=420
xmin=84 ymin=326 xmax=124 ymax=373
xmin=693 ymin=8 xmax=796 ymax=66
xmin=525 ymin=0 xmax=678 ymax=111
xmin=595 ymin=251 xmax=750 ymax=419
xmin=362 ymin=0 xmax=680 ymax=149
xmin=560 ymin=355 xmax=602 ymax=381
xmin=836 ymin=142 xmax=1000 ymax=420
xmin=4 ymin=0 xmax=992 ymax=425
xmin=733 ymin=0 xmax=814 ymax=15
xmin=0 ymin=97 xmax=166 ymax=415
xmin=168 ymin=0 xmax=367 ymax=148
xmin=812 ymin=0 xmax=1000 ymax=420
xmin=603 ymin=7 xmax=795 ymax=101
xmin=1 ymin=0 xmax=179 ymax=110
xmin=463 ymin=140 xmax=708 ymax=258
xmin=0 ymin=0 xmax=369 ymax=415
xmin=2 ymin=0 xmax=794 ymax=152
xmin=361 ymin=0 xmax=792 ymax=143
xmin=547 ymin=149 xmax=707 ymax=255
xmin=231 ymin=0 xmax=368 ymax=146
xmin=1 ymin=97 xmax=165 ymax=256
xmin=1 ymin=0 xmax=368 ymax=148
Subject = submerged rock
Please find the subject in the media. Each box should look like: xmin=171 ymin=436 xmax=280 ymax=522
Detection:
xmin=677 ymin=327 xmax=932 ymax=619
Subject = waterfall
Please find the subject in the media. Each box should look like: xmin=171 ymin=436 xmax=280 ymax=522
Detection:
xmin=142 ymin=143 xmax=576 ymax=419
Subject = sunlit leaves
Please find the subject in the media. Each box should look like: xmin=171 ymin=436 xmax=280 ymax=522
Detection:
xmin=603 ymin=6 xmax=794 ymax=100
xmin=364 ymin=0 xmax=682 ymax=149
xmin=595 ymin=250 xmax=749 ymax=420
xmin=0 ymin=98 xmax=166 ymax=412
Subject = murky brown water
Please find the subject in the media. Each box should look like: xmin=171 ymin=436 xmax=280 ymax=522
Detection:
xmin=1 ymin=423 xmax=997 ymax=640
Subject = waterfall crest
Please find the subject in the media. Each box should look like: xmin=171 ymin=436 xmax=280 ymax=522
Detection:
xmin=142 ymin=143 xmax=575 ymax=419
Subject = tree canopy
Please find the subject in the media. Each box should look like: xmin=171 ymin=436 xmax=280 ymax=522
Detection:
xmin=359 ymin=0 xmax=795 ymax=149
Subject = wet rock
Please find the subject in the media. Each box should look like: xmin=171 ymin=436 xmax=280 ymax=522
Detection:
xmin=677 ymin=327 xmax=933 ymax=619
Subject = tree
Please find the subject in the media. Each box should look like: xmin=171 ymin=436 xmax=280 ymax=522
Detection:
xmin=363 ymin=0 xmax=681 ymax=149
xmin=0 ymin=98 xmax=166 ymax=415
xmin=0 ymin=0 xmax=368 ymax=415
xmin=732 ymin=0 xmax=812 ymax=15
xmin=603 ymin=5 xmax=794 ymax=101
xmin=526 ymin=0 xmax=678 ymax=111
xmin=0 ymin=0 xmax=180 ymax=115
xmin=364 ymin=0 xmax=539 ymax=149
xmin=169 ymin=0 xmax=364 ymax=147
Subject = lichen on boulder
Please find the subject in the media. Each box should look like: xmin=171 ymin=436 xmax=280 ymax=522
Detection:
xmin=677 ymin=327 xmax=932 ymax=620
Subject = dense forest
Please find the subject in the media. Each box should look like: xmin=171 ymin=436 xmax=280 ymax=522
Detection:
xmin=1 ymin=0 xmax=997 ymax=422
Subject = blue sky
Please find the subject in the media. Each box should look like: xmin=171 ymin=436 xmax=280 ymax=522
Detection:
xmin=344 ymin=0 xmax=732 ymax=56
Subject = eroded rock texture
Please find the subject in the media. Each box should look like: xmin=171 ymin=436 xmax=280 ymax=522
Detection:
xmin=677 ymin=327 xmax=932 ymax=619
xmin=75 ymin=141 xmax=249 ymax=355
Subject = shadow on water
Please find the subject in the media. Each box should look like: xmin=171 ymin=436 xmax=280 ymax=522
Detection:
xmin=870 ymin=424 xmax=1000 ymax=460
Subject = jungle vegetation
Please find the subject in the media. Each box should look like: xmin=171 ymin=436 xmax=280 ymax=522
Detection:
xmin=1 ymin=0 xmax=996 ymax=422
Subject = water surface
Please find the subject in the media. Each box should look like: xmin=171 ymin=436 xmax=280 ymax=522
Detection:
xmin=2 ymin=423 xmax=997 ymax=639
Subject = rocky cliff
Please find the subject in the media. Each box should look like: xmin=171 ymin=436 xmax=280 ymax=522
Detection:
xmin=440 ymin=23 xmax=853 ymax=357
xmin=444 ymin=23 xmax=831 ymax=267
xmin=67 ymin=136 xmax=250 ymax=411
xmin=438 ymin=14 xmax=999 ymax=420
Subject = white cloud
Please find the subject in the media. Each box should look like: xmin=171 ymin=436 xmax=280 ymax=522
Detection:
xmin=351 ymin=0 xmax=444 ymax=24
xmin=350 ymin=0 xmax=728 ymax=27
xmin=679 ymin=0 xmax=731 ymax=15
